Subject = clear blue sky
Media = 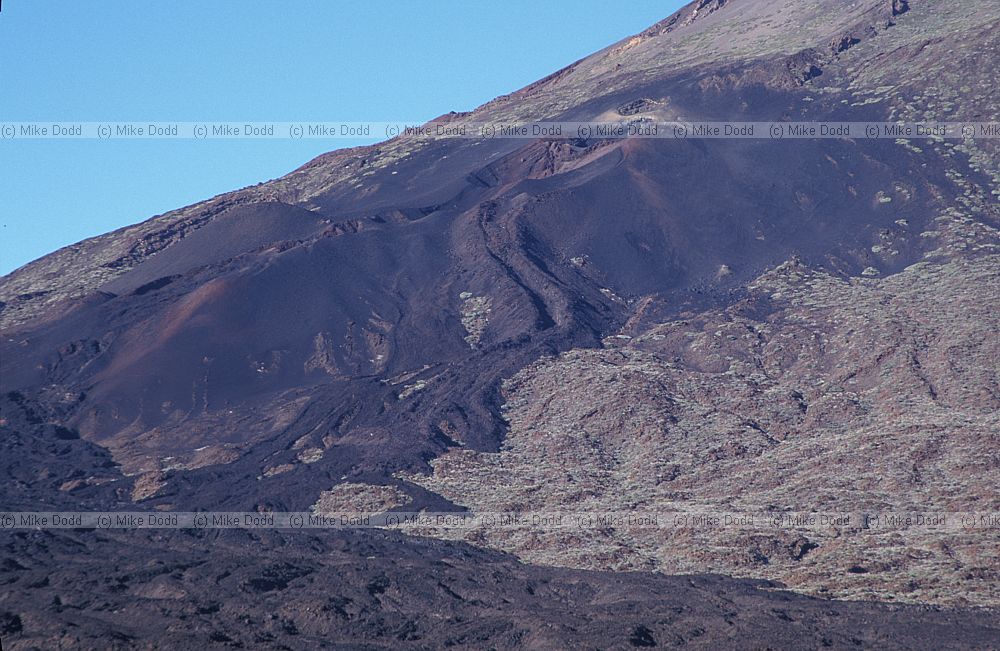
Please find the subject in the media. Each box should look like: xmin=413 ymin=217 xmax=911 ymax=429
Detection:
xmin=0 ymin=1 xmax=683 ymax=275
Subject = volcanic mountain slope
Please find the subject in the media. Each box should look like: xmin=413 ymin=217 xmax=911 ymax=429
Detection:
xmin=403 ymin=231 xmax=1000 ymax=607
xmin=2 ymin=0 xmax=1000 ymax=646
xmin=3 ymin=0 xmax=997 ymax=492
xmin=5 ymin=396 xmax=998 ymax=649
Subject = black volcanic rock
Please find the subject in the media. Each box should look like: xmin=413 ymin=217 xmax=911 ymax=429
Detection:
xmin=5 ymin=528 xmax=999 ymax=650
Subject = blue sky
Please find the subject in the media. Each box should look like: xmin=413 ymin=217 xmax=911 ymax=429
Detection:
xmin=0 ymin=1 xmax=683 ymax=275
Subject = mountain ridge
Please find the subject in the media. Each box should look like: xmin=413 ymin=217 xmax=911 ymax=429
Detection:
xmin=5 ymin=0 xmax=988 ymax=329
